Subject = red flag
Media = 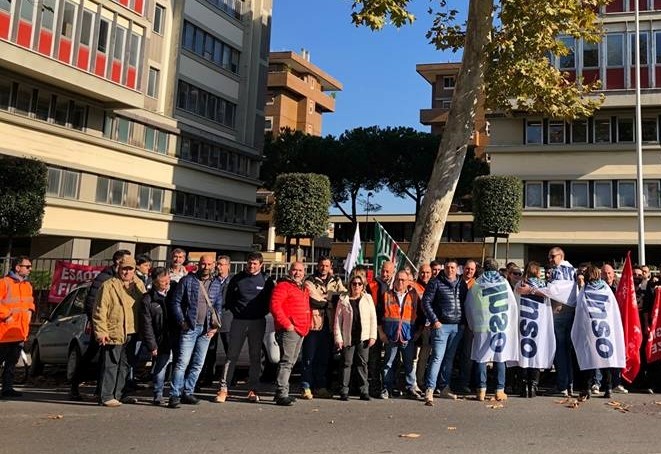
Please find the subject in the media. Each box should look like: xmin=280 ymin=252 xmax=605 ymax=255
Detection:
xmin=646 ymin=288 xmax=661 ymax=364
xmin=614 ymin=252 xmax=643 ymax=383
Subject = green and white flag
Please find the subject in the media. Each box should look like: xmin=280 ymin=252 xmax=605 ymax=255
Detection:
xmin=344 ymin=223 xmax=363 ymax=275
xmin=373 ymin=221 xmax=416 ymax=273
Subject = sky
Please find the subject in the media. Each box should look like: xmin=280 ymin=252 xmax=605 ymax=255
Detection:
xmin=269 ymin=1 xmax=462 ymax=215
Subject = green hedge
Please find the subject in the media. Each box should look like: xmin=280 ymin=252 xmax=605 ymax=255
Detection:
xmin=472 ymin=175 xmax=523 ymax=236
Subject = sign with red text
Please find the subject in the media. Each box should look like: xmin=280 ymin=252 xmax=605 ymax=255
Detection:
xmin=48 ymin=261 xmax=105 ymax=303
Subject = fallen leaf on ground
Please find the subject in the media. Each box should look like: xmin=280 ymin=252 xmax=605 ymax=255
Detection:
xmin=312 ymin=409 xmax=319 ymax=412
xmin=487 ymin=403 xmax=504 ymax=409
xmin=47 ymin=415 xmax=64 ymax=419
xmin=607 ymin=401 xmax=623 ymax=407
xmin=329 ymin=420 xmax=335 ymax=424
xmin=566 ymin=402 xmax=580 ymax=409
xmin=555 ymin=398 xmax=571 ymax=404
xmin=654 ymin=401 xmax=661 ymax=406
xmin=447 ymin=427 xmax=457 ymax=431
xmin=399 ymin=433 xmax=421 ymax=439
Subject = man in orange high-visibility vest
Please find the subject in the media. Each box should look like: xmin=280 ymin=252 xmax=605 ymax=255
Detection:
xmin=0 ymin=256 xmax=35 ymax=398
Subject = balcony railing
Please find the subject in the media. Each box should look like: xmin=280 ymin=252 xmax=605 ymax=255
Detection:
xmin=207 ymin=0 xmax=243 ymax=20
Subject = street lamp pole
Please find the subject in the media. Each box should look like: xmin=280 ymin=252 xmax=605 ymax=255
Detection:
xmin=366 ymin=191 xmax=373 ymax=241
xmin=634 ymin=1 xmax=646 ymax=264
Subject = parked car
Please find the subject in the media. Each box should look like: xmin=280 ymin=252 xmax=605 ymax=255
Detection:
xmin=30 ymin=282 xmax=92 ymax=379
xmin=216 ymin=310 xmax=280 ymax=380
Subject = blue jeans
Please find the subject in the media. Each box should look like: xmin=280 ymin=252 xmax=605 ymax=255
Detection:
xmin=382 ymin=340 xmax=416 ymax=392
xmin=478 ymin=362 xmax=506 ymax=391
xmin=553 ymin=307 xmax=575 ymax=391
xmin=170 ymin=324 xmax=211 ymax=398
xmin=301 ymin=325 xmax=332 ymax=390
xmin=152 ymin=351 xmax=172 ymax=398
xmin=425 ymin=324 xmax=463 ymax=391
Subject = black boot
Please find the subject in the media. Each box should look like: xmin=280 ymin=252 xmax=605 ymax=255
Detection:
xmin=519 ymin=380 xmax=528 ymax=398
xmin=528 ymin=381 xmax=538 ymax=398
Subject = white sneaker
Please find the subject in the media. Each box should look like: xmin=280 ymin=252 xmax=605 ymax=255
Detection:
xmin=590 ymin=384 xmax=601 ymax=396
xmin=613 ymin=385 xmax=628 ymax=394
xmin=424 ymin=388 xmax=434 ymax=406
xmin=439 ymin=386 xmax=457 ymax=400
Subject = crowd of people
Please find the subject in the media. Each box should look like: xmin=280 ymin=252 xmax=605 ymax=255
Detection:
xmin=0 ymin=246 xmax=659 ymax=408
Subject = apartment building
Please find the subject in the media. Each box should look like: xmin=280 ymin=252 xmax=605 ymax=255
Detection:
xmin=265 ymin=50 xmax=342 ymax=137
xmin=0 ymin=0 xmax=271 ymax=261
xmin=488 ymin=1 xmax=661 ymax=265
xmin=416 ymin=62 xmax=489 ymax=158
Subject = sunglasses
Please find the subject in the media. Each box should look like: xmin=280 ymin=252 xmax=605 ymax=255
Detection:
xmin=19 ymin=264 xmax=32 ymax=269
xmin=511 ymin=272 xmax=522 ymax=277
xmin=350 ymin=282 xmax=363 ymax=287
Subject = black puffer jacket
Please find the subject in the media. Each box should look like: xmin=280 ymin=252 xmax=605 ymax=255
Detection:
xmin=139 ymin=284 xmax=176 ymax=353
xmin=422 ymin=274 xmax=468 ymax=325
xmin=84 ymin=266 xmax=114 ymax=318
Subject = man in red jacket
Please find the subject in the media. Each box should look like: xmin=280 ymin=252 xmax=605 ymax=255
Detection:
xmin=270 ymin=261 xmax=310 ymax=406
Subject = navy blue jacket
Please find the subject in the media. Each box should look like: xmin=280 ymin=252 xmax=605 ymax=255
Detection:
xmin=422 ymin=274 xmax=467 ymax=325
xmin=170 ymin=274 xmax=223 ymax=329
xmin=225 ymin=271 xmax=274 ymax=320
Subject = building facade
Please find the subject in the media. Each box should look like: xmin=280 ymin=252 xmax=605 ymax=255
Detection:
xmin=0 ymin=0 xmax=271 ymax=261
xmin=488 ymin=2 xmax=661 ymax=266
xmin=265 ymin=50 xmax=342 ymax=137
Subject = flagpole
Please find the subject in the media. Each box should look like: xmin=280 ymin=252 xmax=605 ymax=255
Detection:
xmin=634 ymin=1 xmax=646 ymax=264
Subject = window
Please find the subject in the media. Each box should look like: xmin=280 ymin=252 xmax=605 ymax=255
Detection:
xmin=630 ymin=32 xmax=649 ymax=65
xmin=128 ymin=32 xmax=141 ymax=66
xmin=607 ymin=34 xmax=624 ymax=67
xmin=53 ymin=96 xmax=69 ymax=126
xmin=19 ymin=0 xmax=33 ymax=22
xmin=34 ymin=91 xmax=50 ymax=121
xmin=181 ymin=21 xmax=241 ymax=74
xmin=177 ymin=80 xmax=237 ymax=128
xmin=61 ymin=1 xmax=76 ymax=39
xmin=558 ymin=37 xmax=576 ymax=69
xmin=571 ymin=120 xmax=588 ymax=143
xmin=109 ymin=179 xmax=125 ymax=205
xmin=525 ymin=182 xmax=543 ymax=208
xmin=594 ymin=118 xmax=611 ymax=143
xmin=15 ymin=85 xmax=32 ymax=116
xmin=526 ymin=120 xmax=542 ymax=144
xmin=644 ymin=181 xmax=660 ymax=208
xmin=548 ymin=182 xmax=566 ymax=208
xmin=583 ymin=41 xmax=599 ymax=68
xmin=617 ymin=117 xmax=634 ymax=142
xmin=548 ymin=121 xmax=565 ymax=144
xmin=441 ymin=99 xmax=452 ymax=109
xmin=264 ymin=117 xmax=272 ymax=131
xmin=618 ymin=181 xmax=636 ymax=208
xmin=147 ymin=67 xmax=159 ymax=97
xmin=443 ymin=76 xmax=455 ymax=89
xmin=41 ymin=0 xmax=56 ymax=31
xmin=594 ymin=181 xmax=613 ymax=208
xmin=97 ymin=19 xmax=109 ymax=53
xmin=571 ymin=182 xmax=589 ymax=208
xmin=156 ymin=131 xmax=168 ymax=154
xmin=0 ymin=0 xmax=10 ymax=12
xmin=80 ymin=10 xmax=94 ymax=46
xmin=642 ymin=118 xmax=658 ymax=142
xmin=47 ymin=167 xmax=80 ymax=199
xmin=656 ymin=32 xmax=661 ymax=64
xmin=116 ymin=117 xmax=130 ymax=143
xmin=113 ymin=25 xmax=126 ymax=60
xmin=0 ymin=79 xmax=10 ymax=110
xmin=69 ymin=102 xmax=86 ymax=130
xmin=153 ymin=4 xmax=165 ymax=34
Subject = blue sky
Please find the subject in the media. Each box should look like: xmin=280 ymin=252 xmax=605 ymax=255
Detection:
xmin=269 ymin=1 xmax=462 ymax=215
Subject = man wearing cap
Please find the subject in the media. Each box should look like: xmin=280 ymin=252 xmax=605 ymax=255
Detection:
xmin=92 ymin=256 xmax=146 ymax=407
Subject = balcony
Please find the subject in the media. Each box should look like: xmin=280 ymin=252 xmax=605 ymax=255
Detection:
xmin=268 ymin=71 xmax=336 ymax=112
xmin=420 ymin=107 xmax=449 ymax=126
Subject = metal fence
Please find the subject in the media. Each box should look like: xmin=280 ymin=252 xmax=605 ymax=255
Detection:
xmin=0 ymin=257 xmax=333 ymax=318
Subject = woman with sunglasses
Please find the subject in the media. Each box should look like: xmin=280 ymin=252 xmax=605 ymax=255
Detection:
xmin=333 ymin=274 xmax=377 ymax=401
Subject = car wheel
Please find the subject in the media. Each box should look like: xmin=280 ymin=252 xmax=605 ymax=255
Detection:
xmin=260 ymin=346 xmax=278 ymax=383
xmin=66 ymin=345 xmax=82 ymax=381
xmin=30 ymin=343 xmax=44 ymax=377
